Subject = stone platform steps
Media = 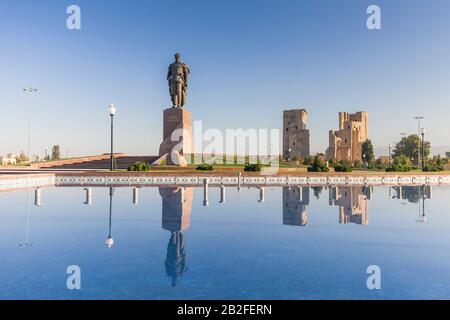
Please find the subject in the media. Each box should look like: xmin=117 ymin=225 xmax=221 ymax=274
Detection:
xmin=36 ymin=155 xmax=159 ymax=170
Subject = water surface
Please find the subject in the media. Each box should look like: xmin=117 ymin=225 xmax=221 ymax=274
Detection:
xmin=0 ymin=185 xmax=449 ymax=299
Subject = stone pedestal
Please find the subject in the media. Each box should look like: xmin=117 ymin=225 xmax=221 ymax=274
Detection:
xmin=160 ymin=187 xmax=193 ymax=232
xmin=159 ymin=107 xmax=193 ymax=165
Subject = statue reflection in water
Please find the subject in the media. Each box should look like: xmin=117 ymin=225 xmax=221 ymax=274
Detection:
xmin=159 ymin=187 xmax=193 ymax=286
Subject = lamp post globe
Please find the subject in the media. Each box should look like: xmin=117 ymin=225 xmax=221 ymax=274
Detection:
xmin=108 ymin=104 xmax=116 ymax=116
xmin=421 ymin=128 xmax=426 ymax=171
xmin=105 ymin=236 xmax=114 ymax=248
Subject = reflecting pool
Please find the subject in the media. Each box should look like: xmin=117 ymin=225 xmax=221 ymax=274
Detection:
xmin=1 ymin=185 xmax=450 ymax=299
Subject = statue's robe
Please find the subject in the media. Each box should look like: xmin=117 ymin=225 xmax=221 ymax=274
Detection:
xmin=167 ymin=62 xmax=190 ymax=107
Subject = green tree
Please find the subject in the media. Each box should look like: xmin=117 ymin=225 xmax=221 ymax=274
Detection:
xmin=446 ymin=152 xmax=450 ymax=159
xmin=353 ymin=160 xmax=363 ymax=169
xmin=244 ymin=163 xmax=262 ymax=172
xmin=328 ymin=158 xmax=336 ymax=167
xmin=386 ymin=154 xmax=412 ymax=172
xmin=51 ymin=145 xmax=61 ymax=160
xmin=128 ymin=161 xmax=151 ymax=171
xmin=375 ymin=157 xmax=389 ymax=169
xmin=393 ymin=135 xmax=430 ymax=166
xmin=361 ymin=139 xmax=375 ymax=164
xmin=196 ymin=163 xmax=214 ymax=171
xmin=424 ymin=155 xmax=445 ymax=172
xmin=334 ymin=160 xmax=353 ymax=172
xmin=302 ymin=155 xmax=313 ymax=165
xmin=307 ymin=156 xmax=329 ymax=172
xmin=15 ymin=151 xmax=29 ymax=164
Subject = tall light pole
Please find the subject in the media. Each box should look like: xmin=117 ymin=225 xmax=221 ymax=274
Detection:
xmin=388 ymin=144 xmax=392 ymax=165
xmin=421 ymin=128 xmax=426 ymax=171
xmin=23 ymin=87 xmax=38 ymax=164
xmin=400 ymin=132 xmax=407 ymax=150
xmin=414 ymin=116 xmax=424 ymax=167
xmin=19 ymin=190 xmax=35 ymax=248
xmin=108 ymin=104 xmax=117 ymax=171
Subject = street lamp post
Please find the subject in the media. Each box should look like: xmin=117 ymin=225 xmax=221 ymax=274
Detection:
xmin=421 ymin=128 xmax=426 ymax=171
xmin=414 ymin=116 xmax=424 ymax=167
xmin=388 ymin=144 xmax=392 ymax=165
xmin=400 ymin=132 xmax=407 ymax=150
xmin=108 ymin=104 xmax=117 ymax=171
xmin=23 ymin=87 xmax=38 ymax=164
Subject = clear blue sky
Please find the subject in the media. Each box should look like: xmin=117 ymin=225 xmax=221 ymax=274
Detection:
xmin=1 ymin=0 xmax=449 ymax=157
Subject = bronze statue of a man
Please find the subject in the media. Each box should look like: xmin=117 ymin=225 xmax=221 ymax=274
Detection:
xmin=167 ymin=53 xmax=190 ymax=108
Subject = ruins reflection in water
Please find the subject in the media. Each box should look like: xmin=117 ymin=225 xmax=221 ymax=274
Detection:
xmin=281 ymin=185 xmax=431 ymax=227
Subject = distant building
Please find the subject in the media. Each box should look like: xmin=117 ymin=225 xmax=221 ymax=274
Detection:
xmin=283 ymin=187 xmax=310 ymax=226
xmin=283 ymin=109 xmax=310 ymax=160
xmin=0 ymin=154 xmax=16 ymax=166
xmin=329 ymin=186 xmax=369 ymax=225
xmin=326 ymin=111 xmax=368 ymax=163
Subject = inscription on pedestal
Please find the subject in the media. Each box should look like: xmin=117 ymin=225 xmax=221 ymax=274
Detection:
xmin=159 ymin=107 xmax=194 ymax=166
